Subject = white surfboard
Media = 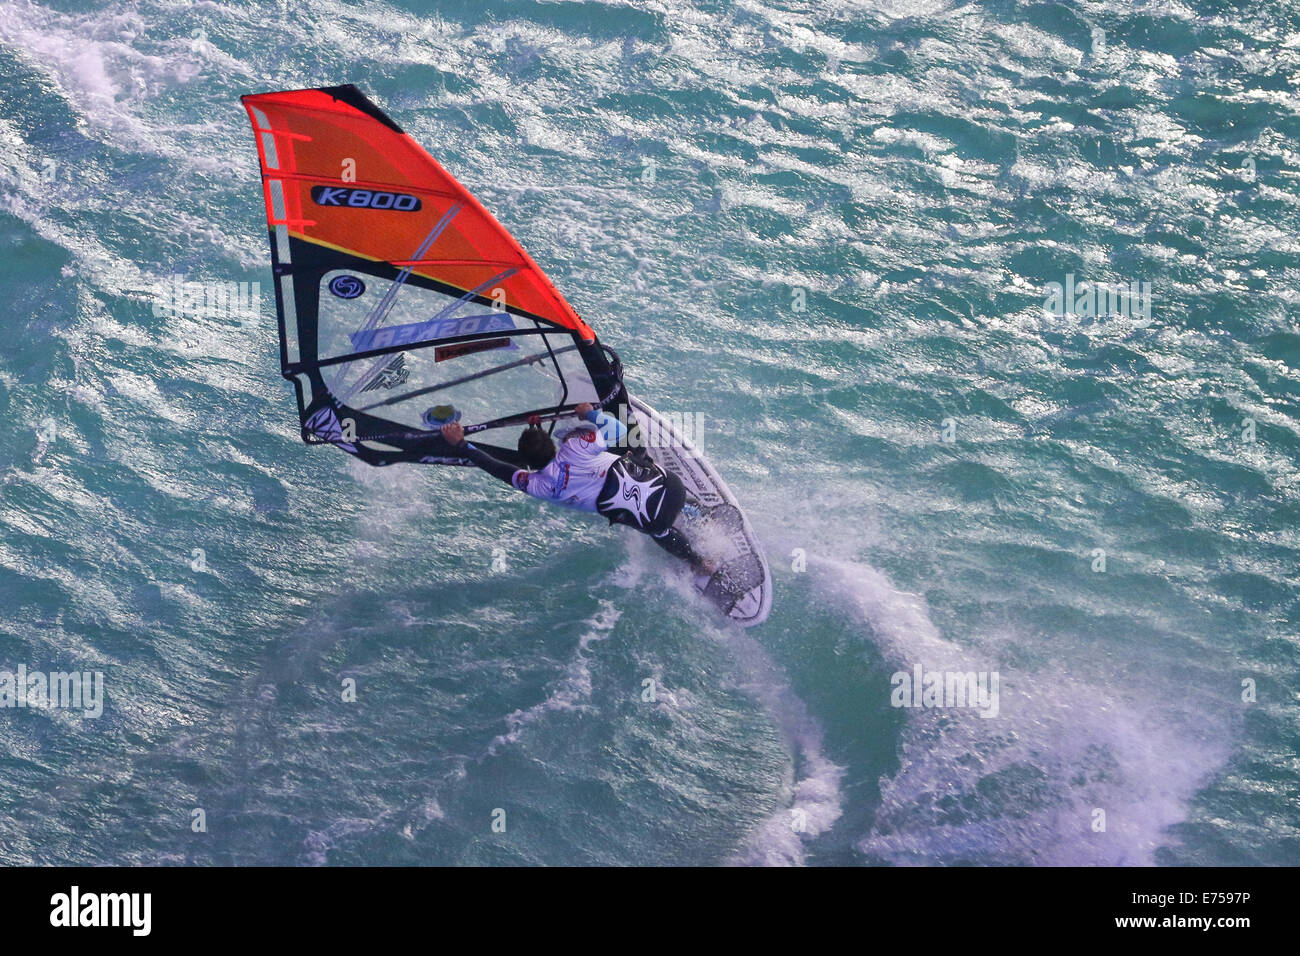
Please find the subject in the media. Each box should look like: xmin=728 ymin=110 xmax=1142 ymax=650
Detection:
xmin=627 ymin=396 xmax=772 ymax=627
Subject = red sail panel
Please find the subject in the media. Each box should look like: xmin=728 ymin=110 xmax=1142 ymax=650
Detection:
xmin=241 ymin=85 xmax=593 ymax=340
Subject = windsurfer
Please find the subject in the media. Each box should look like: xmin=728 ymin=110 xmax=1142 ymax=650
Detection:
xmin=440 ymin=403 xmax=712 ymax=573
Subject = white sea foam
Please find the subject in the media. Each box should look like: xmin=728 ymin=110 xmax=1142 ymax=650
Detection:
xmin=810 ymin=555 xmax=1229 ymax=865
xmin=485 ymin=600 xmax=622 ymax=755
xmin=722 ymin=628 xmax=845 ymax=866
xmin=0 ymin=0 xmax=234 ymax=147
xmin=626 ymin=537 xmax=845 ymax=866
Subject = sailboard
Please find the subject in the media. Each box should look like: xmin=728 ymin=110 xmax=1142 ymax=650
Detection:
xmin=241 ymin=84 xmax=771 ymax=625
xmin=629 ymin=398 xmax=772 ymax=626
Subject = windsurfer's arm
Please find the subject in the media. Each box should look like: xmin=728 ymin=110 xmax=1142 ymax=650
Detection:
xmin=441 ymin=422 xmax=525 ymax=487
xmin=576 ymin=402 xmax=626 ymax=447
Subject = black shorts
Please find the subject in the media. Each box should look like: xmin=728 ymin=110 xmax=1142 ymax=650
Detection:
xmin=595 ymin=453 xmax=686 ymax=537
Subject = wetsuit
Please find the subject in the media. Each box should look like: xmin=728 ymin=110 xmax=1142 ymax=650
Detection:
xmin=455 ymin=409 xmax=704 ymax=567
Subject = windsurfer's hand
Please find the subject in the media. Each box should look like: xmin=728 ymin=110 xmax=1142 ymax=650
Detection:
xmin=575 ymin=402 xmax=595 ymax=418
xmin=441 ymin=422 xmax=465 ymax=445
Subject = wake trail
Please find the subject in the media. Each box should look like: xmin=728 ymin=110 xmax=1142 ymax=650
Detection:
xmin=721 ymin=627 xmax=845 ymax=866
xmin=809 ymin=555 xmax=1229 ymax=866
xmin=483 ymin=600 xmax=621 ymax=757
xmin=634 ymin=540 xmax=845 ymax=866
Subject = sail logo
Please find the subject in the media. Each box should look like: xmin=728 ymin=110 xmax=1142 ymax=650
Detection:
xmin=328 ymin=274 xmax=366 ymax=299
xmin=311 ymin=186 xmax=422 ymax=211
xmin=347 ymin=313 xmax=514 ymax=352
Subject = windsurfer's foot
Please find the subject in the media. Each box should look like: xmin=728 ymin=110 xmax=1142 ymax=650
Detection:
xmin=690 ymin=555 xmax=716 ymax=576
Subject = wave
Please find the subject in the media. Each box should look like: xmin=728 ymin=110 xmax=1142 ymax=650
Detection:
xmin=811 ymin=555 xmax=1229 ymax=865
xmin=484 ymin=599 xmax=621 ymax=756
xmin=722 ymin=628 xmax=845 ymax=866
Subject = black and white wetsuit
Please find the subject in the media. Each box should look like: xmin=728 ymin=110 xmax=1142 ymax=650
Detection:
xmin=456 ymin=409 xmax=702 ymax=565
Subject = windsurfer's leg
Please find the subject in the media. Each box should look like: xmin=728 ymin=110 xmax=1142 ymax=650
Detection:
xmin=652 ymin=527 xmax=711 ymax=573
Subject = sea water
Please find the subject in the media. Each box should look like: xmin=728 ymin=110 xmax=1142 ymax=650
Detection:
xmin=0 ymin=0 xmax=1296 ymax=865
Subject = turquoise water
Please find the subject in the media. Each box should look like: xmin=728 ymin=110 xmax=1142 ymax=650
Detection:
xmin=1 ymin=0 xmax=1297 ymax=865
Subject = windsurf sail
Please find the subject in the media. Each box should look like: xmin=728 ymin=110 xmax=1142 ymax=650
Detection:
xmin=241 ymin=84 xmax=625 ymax=467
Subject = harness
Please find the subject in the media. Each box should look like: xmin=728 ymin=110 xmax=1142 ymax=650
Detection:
xmin=595 ymin=449 xmax=685 ymax=537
